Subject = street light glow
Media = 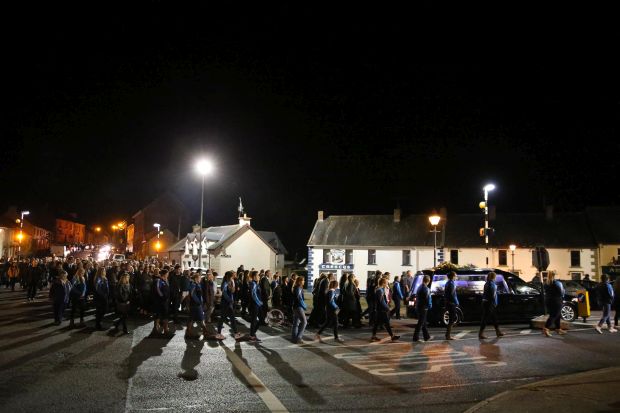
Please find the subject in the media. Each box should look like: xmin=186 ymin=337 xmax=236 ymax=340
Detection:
xmin=483 ymin=183 xmax=496 ymax=192
xmin=509 ymin=244 xmax=516 ymax=251
xmin=17 ymin=232 xmax=24 ymax=241
xmin=22 ymin=211 xmax=30 ymax=216
xmin=429 ymin=215 xmax=441 ymax=226
xmin=196 ymin=159 xmax=214 ymax=176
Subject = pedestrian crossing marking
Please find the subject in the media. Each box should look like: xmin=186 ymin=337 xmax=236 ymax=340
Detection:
xmin=454 ymin=330 xmax=470 ymax=339
xmin=520 ymin=329 xmax=531 ymax=335
xmin=334 ymin=348 xmax=506 ymax=376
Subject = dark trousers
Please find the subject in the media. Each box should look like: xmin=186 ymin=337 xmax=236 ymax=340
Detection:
xmin=390 ymin=298 xmax=401 ymax=319
xmin=114 ymin=312 xmax=128 ymax=331
xmin=373 ymin=309 xmax=394 ymax=337
xmin=367 ymin=300 xmax=377 ymax=326
xmin=480 ymin=302 xmax=499 ymax=331
xmin=446 ymin=303 xmax=457 ymax=325
xmin=413 ymin=308 xmax=429 ymax=341
xmin=249 ymin=305 xmax=260 ymax=336
xmin=53 ymin=300 xmax=66 ymax=323
xmin=218 ymin=304 xmax=237 ymax=334
xmin=317 ymin=310 xmax=339 ymax=339
xmin=260 ymin=299 xmax=269 ymax=324
xmin=544 ymin=300 xmax=562 ymax=330
xmin=71 ymin=299 xmax=86 ymax=322
xmin=170 ymin=293 xmax=181 ymax=321
xmin=27 ymin=283 xmax=37 ymax=299
xmin=10 ymin=278 xmax=17 ymax=291
xmin=95 ymin=299 xmax=108 ymax=327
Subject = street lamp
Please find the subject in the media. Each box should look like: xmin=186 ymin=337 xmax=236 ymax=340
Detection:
xmin=429 ymin=214 xmax=441 ymax=268
xmin=196 ymin=158 xmax=214 ymax=270
xmin=153 ymin=223 xmax=161 ymax=258
xmin=509 ymin=244 xmax=516 ymax=273
xmin=483 ymin=183 xmax=495 ymax=266
xmin=18 ymin=210 xmax=29 ymax=262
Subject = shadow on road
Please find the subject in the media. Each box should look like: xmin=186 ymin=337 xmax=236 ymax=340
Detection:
xmin=119 ymin=335 xmax=173 ymax=380
xmin=178 ymin=338 xmax=205 ymax=381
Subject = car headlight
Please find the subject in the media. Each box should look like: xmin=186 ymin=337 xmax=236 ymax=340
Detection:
xmin=571 ymin=298 xmax=578 ymax=302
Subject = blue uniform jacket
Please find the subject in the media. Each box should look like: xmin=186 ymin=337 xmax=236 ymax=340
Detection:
xmin=95 ymin=277 xmax=109 ymax=299
xmin=393 ymin=283 xmax=404 ymax=301
xmin=189 ymin=281 xmax=203 ymax=307
xmin=326 ymin=289 xmax=339 ymax=311
xmin=445 ymin=279 xmax=459 ymax=306
xmin=483 ymin=281 xmax=498 ymax=306
xmin=71 ymin=280 xmax=87 ymax=299
xmin=221 ymin=281 xmax=234 ymax=305
xmin=416 ymin=284 xmax=432 ymax=310
xmin=250 ymin=281 xmax=263 ymax=307
xmin=293 ymin=286 xmax=307 ymax=310
xmin=375 ymin=287 xmax=390 ymax=311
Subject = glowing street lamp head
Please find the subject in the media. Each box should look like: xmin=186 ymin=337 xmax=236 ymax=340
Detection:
xmin=155 ymin=241 xmax=161 ymax=251
xmin=112 ymin=225 xmax=118 ymax=230
xmin=21 ymin=211 xmax=30 ymax=216
xmin=95 ymin=227 xmax=101 ymax=232
xmin=429 ymin=215 xmax=441 ymax=226
xmin=196 ymin=159 xmax=214 ymax=176
xmin=509 ymin=244 xmax=516 ymax=251
xmin=483 ymin=184 xmax=496 ymax=192
xmin=17 ymin=232 xmax=24 ymax=241
xmin=153 ymin=223 xmax=161 ymax=230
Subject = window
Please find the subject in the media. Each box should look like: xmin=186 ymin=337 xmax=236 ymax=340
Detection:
xmin=570 ymin=250 xmax=581 ymax=267
xmin=498 ymin=250 xmax=507 ymax=266
xmin=450 ymin=249 xmax=459 ymax=265
xmin=402 ymin=250 xmax=411 ymax=266
xmin=571 ymin=272 xmax=582 ymax=281
xmin=345 ymin=249 xmax=353 ymax=265
xmin=368 ymin=249 xmax=376 ymax=265
xmin=323 ymin=249 xmax=330 ymax=264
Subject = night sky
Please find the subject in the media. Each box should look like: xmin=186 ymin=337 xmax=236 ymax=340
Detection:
xmin=3 ymin=7 xmax=619 ymax=258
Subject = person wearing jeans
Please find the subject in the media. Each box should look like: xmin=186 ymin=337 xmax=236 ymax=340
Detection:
xmin=596 ymin=274 xmax=617 ymax=334
xmin=291 ymin=277 xmax=307 ymax=344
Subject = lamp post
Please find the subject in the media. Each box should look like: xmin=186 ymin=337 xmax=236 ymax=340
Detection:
xmin=509 ymin=244 xmax=516 ymax=273
xmin=429 ymin=214 xmax=441 ymax=268
xmin=196 ymin=159 xmax=214 ymax=270
xmin=483 ymin=184 xmax=495 ymax=266
xmin=18 ymin=210 xmax=29 ymax=262
xmin=153 ymin=223 xmax=161 ymax=258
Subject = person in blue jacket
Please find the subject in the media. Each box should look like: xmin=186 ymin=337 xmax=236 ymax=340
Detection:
xmin=186 ymin=272 xmax=208 ymax=339
xmin=315 ymin=280 xmax=344 ymax=343
xmin=596 ymin=273 xmax=617 ymax=334
xmin=413 ymin=275 xmax=432 ymax=342
xmin=248 ymin=271 xmax=263 ymax=342
xmin=390 ymin=275 xmax=404 ymax=320
xmin=291 ymin=276 xmax=307 ymax=344
xmin=371 ymin=277 xmax=401 ymax=342
xmin=444 ymin=271 xmax=460 ymax=340
xmin=479 ymin=272 xmax=504 ymax=339
xmin=543 ymin=271 xmax=566 ymax=337
xmin=69 ymin=268 xmax=88 ymax=328
xmin=94 ymin=267 xmax=109 ymax=331
xmin=152 ymin=269 xmax=173 ymax=337
xmin=217 ymin=271 xmax=242 ymax=340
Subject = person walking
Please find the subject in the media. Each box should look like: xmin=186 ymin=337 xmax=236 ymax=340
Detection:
xmin=390 ymin=275 xmax=404 ymax=320
xmin=50 ymin=271 xmax=70 ymax=325
xmin=309 ymin=273 xmax=325 ymax=327
xmin=69 ymin=268 xmax=87 ymax=328
xmin=291 ymin=276 xmax=308 ymax=344
xmin=595 ymin=274 xmax=617 ymax=333
xmin=444 ymin=271 xmax=459 ymax=340
xmin=169 ymin=265 xmax=182 ymax=324
xmin=27 ymin=259 xmax=44 ymax=301
xmin=8 ymin=261 xmax=19 ymax=291
xmin=479 ymin=272 xmax=504 ymax=339
xmin=341 ymin=273 xmax=359 ymax=328
xmin=186 ymin=272 xmax=208 ymax=339
xmin=94 ymin=267 xmax=110 ymax=330
xmin=152 ymin=269 xmax=173 ymax=337
xmin=259 ymin=271 xmax=272 ymax=326
xmin=543 ymin=271 xmax=566 ymax=337
xmin=201 ymin=271 xmax=216 ymax=324
xmin=113 ymin=273 xmax=132 ymax=334
xmin=413 ymin=275 xmax=433 ymax=342
xmin=315 ymin=280 xmax=344 ymax=343
xmin=372 ymin=277 xmax=400 ymax=342
xmin=217 ymin=271 xmax=242 ymax=340
xmin=248 ymin=271 xmax=263 ymax=342
xmin=240 ymin=271 xmax=250 ymax=316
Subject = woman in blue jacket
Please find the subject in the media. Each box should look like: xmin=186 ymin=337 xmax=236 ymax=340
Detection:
xmin=248 ymin=271 xmax=263 ymax=342
xmin=596 ymin=274 xmax=617 ymax=334
xmin=186 ymin=272 xmax=208 ymax=339
xmin=315 ymin=280 xmax=344 ymax=343
xmin=50 ymin=271 xmax=70 ymax=325
xmin=217 ymin=271 xmax=242 ymax=341
xmin=291 ymin=276 xmax=307 ymax=344
xmin=69 ymin=268 xmax=87 ymax=328
xmin=390 ymin=275 xmax=404 ymax=320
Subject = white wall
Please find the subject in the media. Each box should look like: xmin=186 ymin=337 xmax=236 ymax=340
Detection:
xmin=215 ymin=230 xmax=275 ymax=274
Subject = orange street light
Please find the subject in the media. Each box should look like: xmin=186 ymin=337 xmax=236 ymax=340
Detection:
xmin=112 ymin=225 xmax=118 ymax=230
xmin=16 ymin=232 xmax=24 ymax=241
xmin=95 ymin=227 xmax=101 ymax=232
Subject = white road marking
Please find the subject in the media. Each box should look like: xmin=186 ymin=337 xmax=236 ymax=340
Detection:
xmin=520 ymin=329 xmax=532 ymax=334
xmin=221 ymin=343 xmax=289 ymax=413
xmin=454 ymin=330 xmax=471 ymax=339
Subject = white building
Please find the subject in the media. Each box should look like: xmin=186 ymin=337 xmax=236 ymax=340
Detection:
xmin=166 ymin=214 xmax=287 ymax=274
xmin=307 ymin=210 xmax=441 ymax=291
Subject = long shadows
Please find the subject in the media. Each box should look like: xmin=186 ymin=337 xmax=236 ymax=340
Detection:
xmin=178 ymin=338 xmax=205 ymax=381
xmin=119 ymin=335 xmax=173 ymax=380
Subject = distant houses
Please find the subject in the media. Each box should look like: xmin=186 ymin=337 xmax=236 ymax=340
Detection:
xmin=307 ymin=207 xmax=620 ymax=289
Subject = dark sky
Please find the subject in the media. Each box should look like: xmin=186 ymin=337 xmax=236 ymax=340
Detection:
xmin=3 ymin=6 xmax=619 ymax=258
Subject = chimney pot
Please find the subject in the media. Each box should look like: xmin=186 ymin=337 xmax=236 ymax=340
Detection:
xmin=394 ymin=208 xmax=401 ymax=223
xmin=318 ymin=211 xmax=324 ymax=222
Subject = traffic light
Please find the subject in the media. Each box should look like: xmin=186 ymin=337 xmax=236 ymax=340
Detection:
xmin=479 ymin=228 xmax=495 ymax=237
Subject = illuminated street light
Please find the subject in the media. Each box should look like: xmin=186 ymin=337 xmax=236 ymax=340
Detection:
xmin=95 ymin=227 xmax=101 ymax=232
xmin=196 ymin=158 xmax=215 ymax=270
xmin=509 ymin=244 xmax=516 ymax=273
xmin=483 ymin=183 xmax=496 ymax=266
xmin=429 ymin=213 xmax=441 ymax=268
xmin=18 ymin=210 xmax=30 ymax=262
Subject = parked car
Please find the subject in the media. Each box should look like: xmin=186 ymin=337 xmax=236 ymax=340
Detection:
xmin=407 ymin=268 xmax=578 ymax=325
xmin=529 ymin=278 xmax=601 ymax=311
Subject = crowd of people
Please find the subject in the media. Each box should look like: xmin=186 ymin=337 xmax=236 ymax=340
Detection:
xmin=1 ymin=257 xmax=619 ymax=342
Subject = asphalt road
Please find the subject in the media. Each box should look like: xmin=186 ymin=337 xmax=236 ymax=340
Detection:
xmin=1 ymin=287 xmax=619 ymax=413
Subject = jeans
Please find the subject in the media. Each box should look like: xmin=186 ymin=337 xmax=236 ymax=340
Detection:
xmin=53 ymin=300 xmax=66 ymax=323
xmin=317 ymin=310 xmax=339 ymax=339
xmin=373 ymin=309 xmax=394 ymax=337
xmin=391 ymin=298 xmax=401 ymax=319
xmin=217 ymin=304 xmax=237 ymax=334
xmin=545 ymin=300 xmax=562 ymax=330
xmin=249 ymin=305 xmax=261 ymax=337
xmin=480 ymin=301 xmax=499 ymax=332
xmin=291 ymin=307 xmax=307 ymax=341
xmin=599 ymin=303 xmax=612 ymax=327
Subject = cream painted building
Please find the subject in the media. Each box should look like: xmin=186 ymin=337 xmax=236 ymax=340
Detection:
xmin=167 ymin=215 xmax=286 ymax=274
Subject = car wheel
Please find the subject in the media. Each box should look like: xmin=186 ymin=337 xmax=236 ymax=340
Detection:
xmin=442 ymin=309 xmax=461 ymax=327
xmin=560 ymin=304 xmax=577 ymax=322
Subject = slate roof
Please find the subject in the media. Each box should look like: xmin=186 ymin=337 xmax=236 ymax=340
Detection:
xmin=586 ymin=207 xmax=620 ymax=244
xmin=444 ymin=213 xmax=597 ymax=248
xmin=257 ymin=231 xmax=288 ymax=255
xmin=307 ymin=215 xmax=442 ymax=247
xmin=166 ymin=225 xmax=282 ymax=254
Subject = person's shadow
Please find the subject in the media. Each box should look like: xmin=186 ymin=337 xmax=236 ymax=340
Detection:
xmin=118 ymin=336 xmax=173 ymax=380
xmin=178 ymin=338 xmax=205 ymax=381
xmin=479 ymin=338 xmax=502 ymax=362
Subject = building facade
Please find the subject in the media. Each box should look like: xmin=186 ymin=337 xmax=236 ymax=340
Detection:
xmin=55 ymin=218 xmax=86 ymax=244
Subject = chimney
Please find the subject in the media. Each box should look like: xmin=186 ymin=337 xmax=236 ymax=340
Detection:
xmin=239 ymin=213 xmax=252 ymax=227
xmin=546 ymin=205 xmax=554 ymax=221
xmin=192 ymin=224 xmax=201 ymax=233
xmin=393 ymin=208 xmax=401 ymax=223
xmin=318 ymin=211 xmax=324 ymax=222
